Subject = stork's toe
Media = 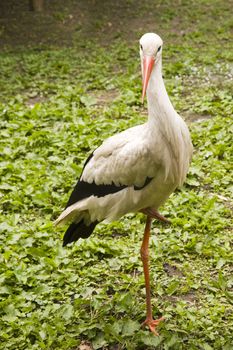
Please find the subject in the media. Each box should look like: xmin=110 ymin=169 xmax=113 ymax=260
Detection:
xmin=142 ymin=316 xmax=164 ymax=335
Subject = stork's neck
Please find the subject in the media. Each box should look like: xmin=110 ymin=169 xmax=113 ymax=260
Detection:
xmin=146 ymin=58 xmax=176 ymax=130
xmin=145 ymin=58 xmax=193 ymax=187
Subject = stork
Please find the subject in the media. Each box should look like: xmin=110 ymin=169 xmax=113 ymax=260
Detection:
xmin=55 ymin=33 xmax=193 ymax=335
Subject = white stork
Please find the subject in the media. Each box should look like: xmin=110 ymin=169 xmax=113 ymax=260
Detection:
xmin=55 ymin=33 xmax=193 ymax=335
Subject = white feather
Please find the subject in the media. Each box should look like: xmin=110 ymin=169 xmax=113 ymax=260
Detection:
xmin=55 ymin=33 xmax=193 ymax=228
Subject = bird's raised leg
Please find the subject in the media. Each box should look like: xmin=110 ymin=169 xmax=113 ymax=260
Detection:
xmin=140 ymin=216 xmax=164 ymax=335
xmin=141 ymin=207 xmax=170 ymax=224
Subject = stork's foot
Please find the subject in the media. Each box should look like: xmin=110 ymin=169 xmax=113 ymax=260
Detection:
xmin=142 ymin=316 xmax=164 ymax=335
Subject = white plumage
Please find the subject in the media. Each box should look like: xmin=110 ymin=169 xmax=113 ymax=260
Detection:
xmin=55 ymin=32 xmax=193 ymax=335
xmin=55 ymin=33 xmax=192 ymax=230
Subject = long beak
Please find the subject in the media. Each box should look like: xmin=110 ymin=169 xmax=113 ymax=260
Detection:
xmin=142 ymin=56 xmax=155 ymax=103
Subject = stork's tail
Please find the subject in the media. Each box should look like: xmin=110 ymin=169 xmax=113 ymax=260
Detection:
xmin=63 ymin=220 xmax=98 ymax=246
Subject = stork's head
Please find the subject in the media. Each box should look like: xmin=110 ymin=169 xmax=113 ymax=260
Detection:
xmin=139 ymin=33 xmax=163 ymax=102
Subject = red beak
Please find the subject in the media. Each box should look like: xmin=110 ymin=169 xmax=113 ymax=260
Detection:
xmin=142 ymin=56 xmax=155 ymax=103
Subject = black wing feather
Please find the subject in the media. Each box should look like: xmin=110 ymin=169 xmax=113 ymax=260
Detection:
xmin=62 ymin=153 xmax=153 ymax=245
xmin=65 ymin=152 xmax=153 ymax=209
xmin=65 ymin=180 xmax=128 ymax=208
xmin=63 ymin=220 xmax=98 ymax=246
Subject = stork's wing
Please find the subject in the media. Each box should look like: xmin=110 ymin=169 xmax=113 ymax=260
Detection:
xmin=65 ymin=125 xmax=160 ymax=209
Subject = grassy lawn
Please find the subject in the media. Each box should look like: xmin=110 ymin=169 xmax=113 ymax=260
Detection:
xmin=0 ymin=0 xmax=232 ymax=349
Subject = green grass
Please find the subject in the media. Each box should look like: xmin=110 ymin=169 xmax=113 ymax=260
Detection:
xmin=0 ymin=0 xmax=233 ymax=349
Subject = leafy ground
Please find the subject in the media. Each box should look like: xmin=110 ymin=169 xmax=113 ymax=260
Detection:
xmin=0 ymin=0 xmax=233 ymax=349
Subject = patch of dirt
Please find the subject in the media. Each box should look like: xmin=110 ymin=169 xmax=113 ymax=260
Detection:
xmin=0 ymin=0 xmax=195 ymax=50
xmin=163 ymin=263 xmax=183 ymax=277
xmin=89 ymin=89 xmax=119 ymax=107
xmin=0 ymin=0 xmax=154 ymax=49
xmin=76 ymin=341 xmax=93 ymax=350
xmin=130 ymin=268 xmax=141 ymax=278
xmin=136 ymin=105 xmax=148 ymax=117
xmin=25 ymin=95 xmax=48 ymax=107
xmin=166 ymin=291 xmax=196 ymax=304
xmin=182 ymin=111 xmax=212 ymax=123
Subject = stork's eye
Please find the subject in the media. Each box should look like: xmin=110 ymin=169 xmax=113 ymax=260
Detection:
xmin=140 ymin=44 xmax=143 ymax=50
xmin=157 ymin=46 xmax=161 ymax=52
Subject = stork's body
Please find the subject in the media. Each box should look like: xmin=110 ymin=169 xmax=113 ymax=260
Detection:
xmin=55 ymin=33 xmax=193 ymax=334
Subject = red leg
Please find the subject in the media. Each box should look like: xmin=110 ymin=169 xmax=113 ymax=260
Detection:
xmin=141 ymin=207 xmax=170 ymax=224
xmin=140 ymin=216 xmax=164 ymax=335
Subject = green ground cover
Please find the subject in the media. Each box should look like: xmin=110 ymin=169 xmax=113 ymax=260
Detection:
xmin=0 ymin=0 xmax=232 ymax=349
